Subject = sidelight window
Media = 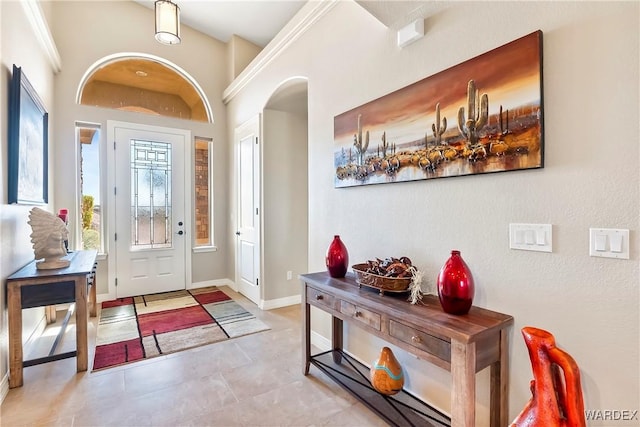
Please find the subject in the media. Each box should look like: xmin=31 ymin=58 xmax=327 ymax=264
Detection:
xmin=77 ymin=122 xmax=103 ymax=253
xmin=194 ymin=137 xmax=215 ymax=249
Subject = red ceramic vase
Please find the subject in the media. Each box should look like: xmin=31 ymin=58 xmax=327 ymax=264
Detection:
xmin=511 ymin=327 xmax=586 ymax=427
xmin=326 ymin=235 xmax=349 ymax=278
xmin=437 ymin=250 xmax=474 ymax=315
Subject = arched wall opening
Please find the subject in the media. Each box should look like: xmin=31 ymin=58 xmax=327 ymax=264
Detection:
xmin=76 ymin=53 xmax=214 ymax=123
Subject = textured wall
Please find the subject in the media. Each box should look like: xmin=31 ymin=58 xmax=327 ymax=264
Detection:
xmin=0 ymin=0 xmax=57 ymax=392
xmin=226 ymin=1 xmax=639 ymax=424
xmin=262 ymin=107 xmax=308 ymax=301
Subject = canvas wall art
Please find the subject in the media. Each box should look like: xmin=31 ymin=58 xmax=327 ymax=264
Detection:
xmin=333 ymin=31 xmax=544 ymax=188
xmin=8 ymin=64 xmax=49 ymax=204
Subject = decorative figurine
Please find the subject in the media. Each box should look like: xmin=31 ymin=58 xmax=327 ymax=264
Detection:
xmin=28 ymin=207 xmax=70 ymax=270
xmin=370 ymin=346 xmax=404 ymax=395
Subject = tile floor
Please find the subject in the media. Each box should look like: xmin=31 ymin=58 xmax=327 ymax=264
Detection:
xmin=0 ymin=287 xmax=387 ymax=426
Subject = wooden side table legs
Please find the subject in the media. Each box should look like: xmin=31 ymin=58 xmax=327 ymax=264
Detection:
xmin=7 ymin=284 xmax=23 ymax=388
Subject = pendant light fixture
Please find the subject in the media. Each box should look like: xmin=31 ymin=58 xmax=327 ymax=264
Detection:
xmin=155 ymin=0 xmax=181 ymax=45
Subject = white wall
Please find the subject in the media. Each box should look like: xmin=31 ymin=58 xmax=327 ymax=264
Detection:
xmin=227 ymin=35 xmax=262 ymax=85
xmin=226 ymin=1 xmax=639 ymax=424
xmin=50 ymin=1 xmax=232 ymax=292
xmin=0 ymin=0 xmax=57 ymax=393
xmin=263 ymin=106 xmax=308 ymax=301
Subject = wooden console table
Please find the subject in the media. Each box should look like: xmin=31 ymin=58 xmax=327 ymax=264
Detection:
xmin=300 ymin=272 xmax=513 ymax=427
xmin=7 ymin=250 xmax=98 ymax=388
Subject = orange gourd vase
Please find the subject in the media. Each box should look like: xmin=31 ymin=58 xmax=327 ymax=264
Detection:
xmin=370 ymin=347 xmax=404 ymax=395
xmin=511 ymin=327 xmax=586 ymax=427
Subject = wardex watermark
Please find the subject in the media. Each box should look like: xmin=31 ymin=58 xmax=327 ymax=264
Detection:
xmin=585 ymin=409 xmax=639 ymax=421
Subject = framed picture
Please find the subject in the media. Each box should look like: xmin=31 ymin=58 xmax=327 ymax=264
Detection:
xmin=8 ymin=64 xmax=49 ymax=204
xmin=334 ymin=30 xmax=544 ymax=188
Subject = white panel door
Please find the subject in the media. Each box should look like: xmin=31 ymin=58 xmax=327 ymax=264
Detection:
xmin=112 ymin=123 xmax=189 ymax=298
xmin=235 ymin=116 xmax=261 ymax=305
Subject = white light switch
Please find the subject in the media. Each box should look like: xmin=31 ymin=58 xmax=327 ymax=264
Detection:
xmin=525 ymin=230 xmax=535 ymax=245
xmin=589 ymin=228 xmax=629 ymax=259
xmin=510 ymin=223 xmax=552 ymax=252
xmin=610 ymin=234 xmax=623 ymax=253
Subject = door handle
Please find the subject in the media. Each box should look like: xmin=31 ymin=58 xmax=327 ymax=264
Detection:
xmin=235 ymin=231 xmax=241 ymax=236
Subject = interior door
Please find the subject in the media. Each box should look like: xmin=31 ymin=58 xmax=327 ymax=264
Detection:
xmin=235 ymin=116 xmax=261 ymax=305
xmin=111 ymin=123 xmax=189 ymax=298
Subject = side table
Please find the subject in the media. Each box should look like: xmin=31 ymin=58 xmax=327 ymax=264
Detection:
xmin=6 ymin=250 xmax=98 ymax=388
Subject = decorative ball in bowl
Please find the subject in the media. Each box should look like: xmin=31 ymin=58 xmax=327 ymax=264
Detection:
xmin=352 ymin=257 xmax=414 ymax=295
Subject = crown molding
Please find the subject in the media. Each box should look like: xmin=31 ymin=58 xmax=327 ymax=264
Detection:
xmin=222 ymin=0 xmax=338 ymax=104
xmin=21 ymin=0 xmax=62 ymax=73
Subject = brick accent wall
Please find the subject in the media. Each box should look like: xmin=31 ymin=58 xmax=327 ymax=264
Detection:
xmin=194 ymin=142 xmax=209 ymax=244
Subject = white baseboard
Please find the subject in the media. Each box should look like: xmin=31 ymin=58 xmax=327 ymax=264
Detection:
xmin=97 ymin=292 xmax=114 ymax=303
xmin=0 ymin=372 xmax=8 ymax=405
xmin=1 ymin=312 xmax=47 ymax=405
xmin=308 ymin=333 xmax=370 ymax=368
xmin=189 ymin=278 xmax=236 ymax=292
xmin=96 ymin=279 xmax=237 ymax=304
xmin=189 ymin=280 xmax=300 ymax=311
xmin=311 ymin=330 xmax=331 ymax=352
xmin=260 ymin=294 xmax=301 ymax=310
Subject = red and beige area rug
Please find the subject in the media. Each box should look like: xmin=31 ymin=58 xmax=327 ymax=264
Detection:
xmin=92 ymin=287 xmax=269 ymax=371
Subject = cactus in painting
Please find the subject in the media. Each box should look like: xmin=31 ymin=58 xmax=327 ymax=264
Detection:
xmin=431 ymin=102 xmax=447 ymax=146
xmin=457 ymin=80 xmax=488 ymax=146
xmin=353 ymin=114 xmax=370 ymax=165
xmin=381 ymin=131 xmax=389 ymax=158
xmin=499 ymin=105 xmax=509 ymax=135
xmin=490 ymin=105 xmax=509 ymax=157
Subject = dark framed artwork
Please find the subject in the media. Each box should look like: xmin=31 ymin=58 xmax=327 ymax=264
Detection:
xmin=8 ymin=64 xmax=49 ymax=204
xmin=334 ymin=30 xmax=544 ymax=188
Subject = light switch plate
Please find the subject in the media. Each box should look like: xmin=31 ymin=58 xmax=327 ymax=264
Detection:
xmin=509 ymin=223 xmax=552 ymax=252
xmin=589 ymin=228 xmax=629 ymax=259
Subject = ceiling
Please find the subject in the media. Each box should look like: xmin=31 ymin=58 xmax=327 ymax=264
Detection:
xmin=85 ymin=1 xmax=450 ymax=121
xmin=133 ymin=1 xmax=452 ymax=48
xmin=133 ymin=0 xmax=307 ymax=47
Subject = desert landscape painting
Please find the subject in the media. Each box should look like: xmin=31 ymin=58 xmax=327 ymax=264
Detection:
xmin=334 ymin=31 xmax=544 ymax=188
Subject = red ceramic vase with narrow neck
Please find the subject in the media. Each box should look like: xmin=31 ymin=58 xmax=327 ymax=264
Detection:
xmin=326 ymin=235 xmax=349 ymax=278
xmin=436 ymin=250 xmax=474 ymax=315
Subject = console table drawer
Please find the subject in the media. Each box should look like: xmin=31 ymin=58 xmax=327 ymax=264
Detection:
xmin=340 ymin=301 xmax=381 ymax=330
xmin=307 ymin=287 xmax=335 ymax=310
xmin=390 ymin=320 xmax=451 ymax=361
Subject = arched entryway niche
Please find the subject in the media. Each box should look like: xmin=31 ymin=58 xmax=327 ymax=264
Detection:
xmin=77 ymin=53 xmax=213 ymax=123
xmin=261 ymin=77 xmax=309 ymax=302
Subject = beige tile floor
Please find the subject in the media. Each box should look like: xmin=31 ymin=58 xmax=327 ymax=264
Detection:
xmin=0 ymin=287 xmax=387 ymax=427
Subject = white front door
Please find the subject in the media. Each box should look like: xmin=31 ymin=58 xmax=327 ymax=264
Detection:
xmin=110 ymin=122 xmax=190 ymax=298
xmin=235 ymin=116 xmax=261 ymax=305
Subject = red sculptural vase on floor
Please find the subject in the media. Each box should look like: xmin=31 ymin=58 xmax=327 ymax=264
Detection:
xmin=511 ymin=327 xmax=586 ymax=427
xmin=326 ymin=235 xmax=349 ymax=278
xmin=436 ymin=250 xmax=474 ymax=315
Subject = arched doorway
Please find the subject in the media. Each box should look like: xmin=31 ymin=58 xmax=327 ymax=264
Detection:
xmin=75 ymin=53 xmax=214 ymax=299
xmin=260 ymin=78 xmax=309 ymax=306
